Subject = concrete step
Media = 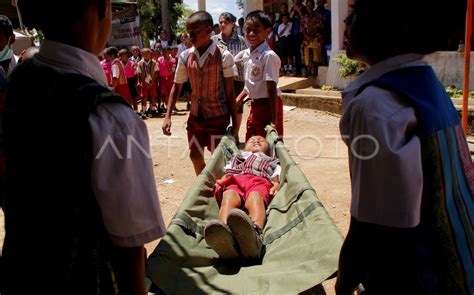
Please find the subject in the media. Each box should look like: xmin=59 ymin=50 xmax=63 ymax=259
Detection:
xmin=278 ymin=76 xmax=316 ymax=91
xmin=281 ymin=93 xmax=342 ymax=114
xmin=295 ymin=87 xmax=342 ymax=97
xmin=454 ymin=105 xmax=474 ymax=112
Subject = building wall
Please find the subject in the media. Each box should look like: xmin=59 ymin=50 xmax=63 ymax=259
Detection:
xmin=325 ymin=50 xmax=474 ymax=90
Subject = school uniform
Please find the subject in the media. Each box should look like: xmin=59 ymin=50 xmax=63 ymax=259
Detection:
xmin=136 ymin=58 xmax=159 ymax=99
xmin=174 ymin=41 xmax=235 ymax=152
xmin=235 ymin=41 xmax=284 ymax=140
xmin=124 ymin=58 xmax=139 ymax=101
xmin=340 ymin=54 xmax=473 ymax=294
xmin=215 ymin=151 xmax=281 ymax=206
xmin=157 ymin=56 xmax=176 ymax=98
xmin=111 ymin=58 xmax=132 ymax=103
xmin=277 ymin=22 xmax=293 ymax=58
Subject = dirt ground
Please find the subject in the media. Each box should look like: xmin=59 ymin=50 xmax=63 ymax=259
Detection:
xmin=145 ymin=101 xmax=351 ymax=294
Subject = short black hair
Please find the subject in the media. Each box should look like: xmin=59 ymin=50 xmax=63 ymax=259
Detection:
xmin=18 ymin=0 xmax=107 ymax=39
xmin=348 ymin=0 xmax=444 ymax=61
xmin=187 ymin=11 xmax=213 ymax=28
xmin=245 ymin=10 xmax=272 ymax=29
xmin=219 ymin=12 xmax=237 ymax=23
xmin=0 ymin=15 xmax=13 ymax=38
xmin=106 ymin=46 xmax=118 ymax=58
xmin=118 ymin=48 xmax=129 ymax=56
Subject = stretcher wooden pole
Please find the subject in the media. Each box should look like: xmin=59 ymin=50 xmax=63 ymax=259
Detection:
xmin=462 ymin=0 xmax=473 ymax=133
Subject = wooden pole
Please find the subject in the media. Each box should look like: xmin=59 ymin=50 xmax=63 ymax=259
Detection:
xmin=462 ymin=0 xmax=473 ymax=133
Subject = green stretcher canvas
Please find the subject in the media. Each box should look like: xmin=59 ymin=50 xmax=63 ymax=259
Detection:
xmin=146 ymin=127 xmax=344 ymax=294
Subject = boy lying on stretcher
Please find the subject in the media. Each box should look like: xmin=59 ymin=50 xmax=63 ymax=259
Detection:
xmin=204 ymin=135 xmax=280 ymax=261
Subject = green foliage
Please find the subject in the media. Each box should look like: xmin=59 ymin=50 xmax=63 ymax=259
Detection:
xmin=137 ymin=0 xmax=190 ymax=45
xmin=332 ymin=53 xmax=363 ymax=79
xmin=321 ymin=85 xmax=339 ymax=91
xmin=174 ymin=2 xmax=195 ymax=37
xmin=446 ymin=86 xmax=474 ymax=99
xmin=236 ymin=0 xmax=244 ymax=10
xmin=137 ymin=0 xmax=160 ymax=44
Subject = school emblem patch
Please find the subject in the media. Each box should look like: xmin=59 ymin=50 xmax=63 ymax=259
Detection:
xmin=251 ymin=66 xmax=261 ymax=78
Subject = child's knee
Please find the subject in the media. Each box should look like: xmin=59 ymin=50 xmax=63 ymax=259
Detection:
xmin=245 ymin=192 xmax=265 ymax=205
xmin=222 ymin=190 xmax=241 ymax=206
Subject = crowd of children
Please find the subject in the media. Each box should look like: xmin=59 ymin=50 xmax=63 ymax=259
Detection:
xmin=100 ymin=38 xmax=181 ymax=119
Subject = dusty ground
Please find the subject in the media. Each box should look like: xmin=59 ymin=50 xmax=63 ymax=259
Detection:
xmin=145 ymin=101 xmax=351 ymax=294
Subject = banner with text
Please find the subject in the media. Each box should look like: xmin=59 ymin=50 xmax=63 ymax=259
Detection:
xmin=109 ymin=16 xmax=143 ymax=49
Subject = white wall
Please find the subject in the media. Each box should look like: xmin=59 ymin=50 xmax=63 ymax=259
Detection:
xmin=326 ymin=0 xmax=348 ymax=88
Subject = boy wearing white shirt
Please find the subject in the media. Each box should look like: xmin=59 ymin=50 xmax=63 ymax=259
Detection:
xmin=235 ymin=10 xmax=283 ymax=141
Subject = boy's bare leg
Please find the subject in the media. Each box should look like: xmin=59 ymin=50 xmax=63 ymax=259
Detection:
xmin=132 ymin=98 xmax=138 ymax=111
xmin=150 ymin=95 xmax=157 ymax=110
xmin=235 ymin=113 xmax=243 ymax=143
xmin=219 ymin=190 xmax=242 ymax=223
xmin=141 ymin=97 xmax=147 ymax=112
xmin=244 ymin=192 xmax=266 ymax=229
xmin=189 ymin=149 xmax=206 ymax=175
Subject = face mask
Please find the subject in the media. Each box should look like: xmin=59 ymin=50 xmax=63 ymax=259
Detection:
xmin=0 ymin=37 xmax=13 ymax=62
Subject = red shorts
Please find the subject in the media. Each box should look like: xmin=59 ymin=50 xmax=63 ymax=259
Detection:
xmin=215 ymin=174 xmax=273 ymax=206
xmin=141 ymin=81 xmax=157 ymax=98
xmin=186 ymin=113 xmax=230 ymax=152
xmin=159 ymin=75 xmax=173 ymax=97
xmin=114 ymin=83 xmax=132 ymax=104
xmin=246 ymin=97 xmax=284 ymax=141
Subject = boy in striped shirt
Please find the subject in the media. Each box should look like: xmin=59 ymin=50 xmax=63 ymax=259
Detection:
xmin=162 ymin=11 xmax=237 ymax=175
xmin=205 ymin=135 xmax=280 ymax=261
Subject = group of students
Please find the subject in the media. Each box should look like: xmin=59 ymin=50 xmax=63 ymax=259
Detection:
xmin=0 ymin=0 xmax=473 ymax=294
xmin=266 ymin=0 xmax=331 ymax=77
xmin=99 ymin=40 xmax=188 ymax=119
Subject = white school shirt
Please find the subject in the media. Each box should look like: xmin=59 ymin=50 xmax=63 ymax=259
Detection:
xmin=174 ymin=41 xmax=235 ymax=84
xmin=340 ymin=54 xmax=426 ymax=228
xmin=235 ymin=41 xmax=282 ymax=99
xmin=277 ymin=22 xmax=292 ymax=38
xmin=34 ymin=40 xmax=167 ymax=247
xmin=111 ymin=59 xmax=121 ymax=79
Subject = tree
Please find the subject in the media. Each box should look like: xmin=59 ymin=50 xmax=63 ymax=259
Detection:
xmin=174 ymin=2 xmax=194 ymax=37
xmin=137 ymin=0 xmax=160 ymax=45
xmin=137 ymin=0 xmax=189 ymax=46
xmin=236 ymin=0 xmax=243 ymax=10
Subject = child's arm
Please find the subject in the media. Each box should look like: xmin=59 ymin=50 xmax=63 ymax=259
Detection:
xmin=113 ymin=245 xmax=146 ymax=295
xmin=269 ymin=175 xmax=280 ymax=196
xmin=267 ymin=81 xmax=278 ymax=128
xmin=163 ymin=52 xmax=188 ymax=135
xmin=162 ymin=82 xmax=182 ymax=136
xmin=265 ymin=52 xmax=281 ymax=129
xmin=236 ymin=89 xmax=247 ymax=110
xmin=223 ymin=77 xmax=237 ymax=138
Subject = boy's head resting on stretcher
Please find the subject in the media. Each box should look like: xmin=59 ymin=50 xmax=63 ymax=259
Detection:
xmin=244 ymin=136 xmax=270 ymax=155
